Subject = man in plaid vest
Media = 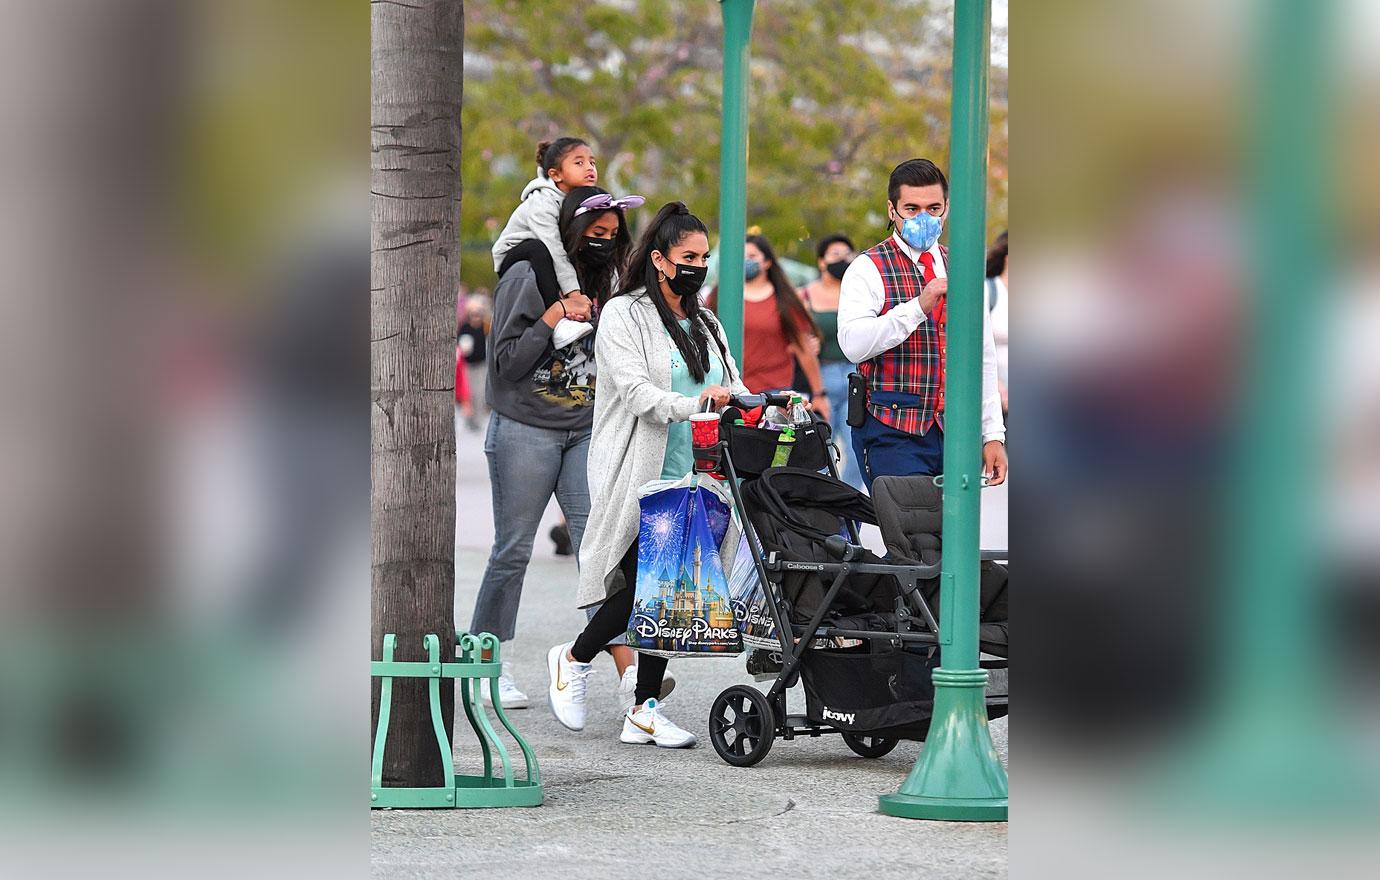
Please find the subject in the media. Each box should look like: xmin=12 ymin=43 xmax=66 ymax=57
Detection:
xmin=837 ymin=158 xmax=1007 ymax=490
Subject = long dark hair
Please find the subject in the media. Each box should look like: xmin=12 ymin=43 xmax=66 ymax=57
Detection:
xmin=708 ymin=233 xmax=819 ymax=346
xmin=985 ymin=230 xmax=1008 ymax=279
xmin=558 ymin=186 xmax=631 ymax=306
xmin=613 ymin=201 xmax=726 ymax=384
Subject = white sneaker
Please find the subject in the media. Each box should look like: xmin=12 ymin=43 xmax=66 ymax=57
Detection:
xmin=616 ymin=666 xmax=678 ymax=713
xmin=620 ymin=698 xmax=697 ymax=749
xmin=547 ymin=642 xmax=595 ymax=731
xmin=482 ymin=660 xmax=529 ymax=709
xmin=551 ymin=317 xmax=594 ymax=349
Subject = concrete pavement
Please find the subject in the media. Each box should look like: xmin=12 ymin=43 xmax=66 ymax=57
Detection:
xmin=369 ymin=411 xmax=1008 ymax=879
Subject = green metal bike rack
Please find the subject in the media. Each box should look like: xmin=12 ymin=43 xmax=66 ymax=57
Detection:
xmin=371 ymin=631 xmax=542 ymax=809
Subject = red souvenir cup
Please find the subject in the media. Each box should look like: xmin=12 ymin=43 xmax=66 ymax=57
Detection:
xmin=690 ymin=411 xmax=722 ymax=473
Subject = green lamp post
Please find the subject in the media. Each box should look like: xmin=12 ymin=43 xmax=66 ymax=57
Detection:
xmin=1166 ymin=0 xmax=1376 ymax=814
xmin=879 ymin=0 xmax=1007 ymax=822
xmin=716 ymin=0 xmax=755 ymax=361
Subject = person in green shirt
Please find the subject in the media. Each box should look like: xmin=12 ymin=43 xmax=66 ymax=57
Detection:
xmin=798 ymin=233 xmax=864 ymax=488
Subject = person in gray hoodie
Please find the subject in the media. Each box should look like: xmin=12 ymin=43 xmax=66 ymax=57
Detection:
xmin=468 ymin=185 xmax=635 ymax=709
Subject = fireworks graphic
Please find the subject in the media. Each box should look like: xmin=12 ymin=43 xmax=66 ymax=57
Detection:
xmin=635 ymin=485 xmax=731 ymax=595
xmin=646 ymin=507 xmax=681 ymax=544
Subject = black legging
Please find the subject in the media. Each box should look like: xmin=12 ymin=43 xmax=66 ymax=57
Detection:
xmin=569 ymin=539 xmax=669 ymax=707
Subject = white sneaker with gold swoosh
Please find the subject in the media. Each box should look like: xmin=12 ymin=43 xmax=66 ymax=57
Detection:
xmin=619 ymin=698 xmax=696 ymax=749
xmin=547 ymin=642 xmax=594 ymax=731
xmin=616 ymin=666 xmax=678 ymax=713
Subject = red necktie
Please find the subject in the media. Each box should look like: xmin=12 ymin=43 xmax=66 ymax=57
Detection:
xmin=920 ymin=251 xmax=947 ymax=417
xmin=919 ymin=252 xmax=944 ymax=325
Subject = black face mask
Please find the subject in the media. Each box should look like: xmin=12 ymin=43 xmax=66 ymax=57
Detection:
xmin=581 ymin=236 xmax=615 ymax=265
xmin=663 ymin=262 xmax=707 ymax=298
xmin=826 ymin=259 xmax=849 ymax=280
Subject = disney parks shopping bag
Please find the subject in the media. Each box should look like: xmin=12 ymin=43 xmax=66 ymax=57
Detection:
xmin=727 ymin=530 xmax=779 ymax=649
xmin=626 ymin=474 xmax=744 ymax=658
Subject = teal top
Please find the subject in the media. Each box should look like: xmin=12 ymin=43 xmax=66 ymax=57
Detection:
xmin=813 ymin=309 xmax=848 ymax=364
xmin=661 ymin=319 xmax=725 ymax=479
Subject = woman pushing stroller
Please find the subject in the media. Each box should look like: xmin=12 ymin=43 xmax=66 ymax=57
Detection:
xmin=547 ymin=202 xmax=750 ymax=748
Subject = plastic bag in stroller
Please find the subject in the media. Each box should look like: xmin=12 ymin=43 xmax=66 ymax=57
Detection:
xmin=727 ymin=530 xmax=777 ymax=649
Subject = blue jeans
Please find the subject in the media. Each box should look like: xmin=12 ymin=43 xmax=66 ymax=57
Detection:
xmin=469 ymin=412 xmax=591 ymax=643
xmin=852 ymin=410 xmax=944 ymax=491
xmin=820 ymin=361 xmax=864 ymax=490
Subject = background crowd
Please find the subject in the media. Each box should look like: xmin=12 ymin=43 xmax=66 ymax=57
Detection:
xmin=459 ymin=227 xmax=1011 ymax=493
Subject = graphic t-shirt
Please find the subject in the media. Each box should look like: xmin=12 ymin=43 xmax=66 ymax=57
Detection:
xmin=662 ymin=318 xmax=724 ymax=480
xmin=486 ymin=261 xmax=596 ymax=431
xmin=531 ymin=335 xmax=596 ymax=410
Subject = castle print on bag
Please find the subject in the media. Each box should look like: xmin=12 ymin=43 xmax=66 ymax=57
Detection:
xmin=627 ymin=475 xmax=743 ymax=658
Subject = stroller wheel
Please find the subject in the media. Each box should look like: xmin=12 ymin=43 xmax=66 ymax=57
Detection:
xmin=708 ymin=685 xmax=775 ymax=767
xmin=841 ymin=732 xmax=899 ymax=759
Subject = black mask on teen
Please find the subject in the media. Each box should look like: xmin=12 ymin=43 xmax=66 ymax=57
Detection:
xmin=826 ymin=259 xmax=849 ymax=280
xmin=663 ymin=262 xmax=707 ymax=298
xmin=581 ymin=236 xmax=615 ymax=265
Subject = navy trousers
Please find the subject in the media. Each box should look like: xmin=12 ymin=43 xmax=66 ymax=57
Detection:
xmin=851 ymin=411 xmax=944 ymax=491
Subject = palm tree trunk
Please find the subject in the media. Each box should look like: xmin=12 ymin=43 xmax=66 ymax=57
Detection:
xmin=370 ymin=0 xmax=463 ymax=787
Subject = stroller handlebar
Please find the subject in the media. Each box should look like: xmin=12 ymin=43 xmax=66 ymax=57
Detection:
xmin=729 ymin=392 xmax=795 ymax=410
xmin=727 ymin=393 xmax=827 ymax=428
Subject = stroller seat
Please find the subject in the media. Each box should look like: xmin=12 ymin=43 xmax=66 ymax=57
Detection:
xmin=871 ymin=475 xmax=1009 ymax=657
xmin=739 ymin=469 xmax=905 ymax=627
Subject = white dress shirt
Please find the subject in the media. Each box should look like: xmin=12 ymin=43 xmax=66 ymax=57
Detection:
xmin=990 ymin=275 xmax=1009 ymax=390
xmin=837 ymin=232 xmax=1006 ymax=444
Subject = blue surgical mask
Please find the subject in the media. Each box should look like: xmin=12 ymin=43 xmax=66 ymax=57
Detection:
xmin=744 ymin=258 xmax=762 ymax=281
xmin=897 ymin=211 xmax=945 ymax=252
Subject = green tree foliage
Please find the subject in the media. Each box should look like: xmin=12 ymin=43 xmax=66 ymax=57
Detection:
xmin=462 ymin=0 xmax=1007 ymax=289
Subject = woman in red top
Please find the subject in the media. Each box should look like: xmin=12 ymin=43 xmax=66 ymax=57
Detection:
xmin=709 ymin=234 xmax=829 ymax=422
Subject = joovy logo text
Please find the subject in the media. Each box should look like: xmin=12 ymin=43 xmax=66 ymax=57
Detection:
xmin=822 ymin=707 xmax=856 ymax=726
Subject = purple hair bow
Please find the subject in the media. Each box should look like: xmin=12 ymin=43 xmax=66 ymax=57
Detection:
xmin=574 ymin=192 xmax=646 ymax=217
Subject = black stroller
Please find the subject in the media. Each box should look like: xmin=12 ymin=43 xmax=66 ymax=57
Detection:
xmin=705 ymin=394 xmax=1008 ymax=767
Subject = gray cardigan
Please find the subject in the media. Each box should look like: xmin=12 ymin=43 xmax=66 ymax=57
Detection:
xmin=576 ymin=290 xmax=750 ymax=608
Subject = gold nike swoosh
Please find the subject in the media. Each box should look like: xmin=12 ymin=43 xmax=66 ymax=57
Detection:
xmin=628 ymin=717 xmax=656 ymax=736
xmin=555 ymin=658 xmax=568 ymax=691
